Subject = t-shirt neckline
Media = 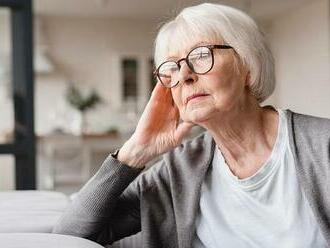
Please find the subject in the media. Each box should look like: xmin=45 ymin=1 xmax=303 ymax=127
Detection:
xmin=214 ymin=108 xmax=288 ymax=191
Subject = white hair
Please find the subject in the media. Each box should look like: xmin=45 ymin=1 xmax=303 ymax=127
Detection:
xmin=154 ymin=3 xmax=275 ymax=102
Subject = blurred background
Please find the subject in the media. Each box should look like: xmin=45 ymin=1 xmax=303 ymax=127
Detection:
xmin=0 ymin=0 xmax=329 ymax=194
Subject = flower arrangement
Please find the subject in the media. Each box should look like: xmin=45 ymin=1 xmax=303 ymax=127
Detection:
xmin=65 ymin=85 xmax=102 ymax=134
xmin=66 ymin=85 xmax=102 ymax=112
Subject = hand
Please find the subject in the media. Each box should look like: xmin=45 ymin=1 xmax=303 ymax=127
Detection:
xmin=118 ymin=82 xmax=195 ymax=168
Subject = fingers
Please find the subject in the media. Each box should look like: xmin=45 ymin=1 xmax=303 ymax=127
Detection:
xmin=143 ymin=83 xmax=167 ymax=112
xmin=150 ymin=82 xmax=173 ymax=105
xmin=137 ymin=83 xmax=175 ymax=128
xmin=169 ymin=89 xmax=176 ymax=107
xmin=150 ymin=82 xmax=166 ymax=99
xmin=172 ymin=104 xmax=180 ymax=120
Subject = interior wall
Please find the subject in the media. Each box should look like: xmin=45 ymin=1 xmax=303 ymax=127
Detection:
xmin=0 ymin=9 xmax=15 ymax=191
xmin=265 ymin=0 xmax=330 ymax=118
xmin=35 ymin=16 xmax=157 ymax=135
xmin=0 ymin=9 xmax=14 ymax=139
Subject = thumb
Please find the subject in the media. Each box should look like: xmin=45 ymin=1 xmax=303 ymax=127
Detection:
xmin=174 ymin=122 xmax=195 ymax=143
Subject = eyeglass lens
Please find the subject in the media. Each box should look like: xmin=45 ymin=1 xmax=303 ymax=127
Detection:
xmin=157 ymin=46 xmax=213 ymax=88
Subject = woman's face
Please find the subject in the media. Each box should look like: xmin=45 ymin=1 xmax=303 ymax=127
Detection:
xmin=169 ymin=41 xmax=250 ymax=124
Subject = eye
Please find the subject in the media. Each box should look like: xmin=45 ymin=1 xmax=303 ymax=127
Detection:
xmin=170 ymin=65 xmax=179 ymax=72
xmin=158 ymin=61 xmax=179 ymax=76
xmin=189 ymin=47 xmax=211 ymax=61
xmin=166 ymin=64 xmax=179 ymax=73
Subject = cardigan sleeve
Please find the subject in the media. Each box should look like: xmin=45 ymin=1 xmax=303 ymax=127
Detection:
xmin=52 ymin=154 xmax=144 ymax=245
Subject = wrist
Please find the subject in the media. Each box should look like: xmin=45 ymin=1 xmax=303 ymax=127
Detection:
xmin=110 ymin=149 xmax=120 ymax=159
xmin=117 ymin=141 xmax=150 ymax=169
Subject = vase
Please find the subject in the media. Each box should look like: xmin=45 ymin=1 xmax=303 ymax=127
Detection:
xmin=79 ymin=112 xmax=88 ymax=135
xmin=72 ymin=111 xmax=88 ymax=135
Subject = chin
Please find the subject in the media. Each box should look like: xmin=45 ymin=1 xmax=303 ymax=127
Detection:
xmin=185 ymin=108 xmax=215 ymax=124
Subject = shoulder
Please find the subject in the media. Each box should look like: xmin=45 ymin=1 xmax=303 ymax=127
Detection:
xmin=285 ymin=109 xmax=330 ymax=169
xmin=286 ymin=109 xmax=330 ymax=139
xmin=285 ymin=110 xmax=330 ymax=212
xmin=288 ymin=110 xmax=330 ymax=128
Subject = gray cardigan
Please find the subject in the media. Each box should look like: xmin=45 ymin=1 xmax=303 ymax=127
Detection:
xmin=53 ymin=109 xmax=330 ymax=247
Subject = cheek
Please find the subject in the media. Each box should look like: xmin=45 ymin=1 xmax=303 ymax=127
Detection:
xmin=213 ymin=62 xmax=246 ymax=93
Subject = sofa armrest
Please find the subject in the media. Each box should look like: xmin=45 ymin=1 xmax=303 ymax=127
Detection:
xmin=0 ymin=233 xmax=103 ymax=248
xmin=0 ymin=190 xmax=69 ymax=233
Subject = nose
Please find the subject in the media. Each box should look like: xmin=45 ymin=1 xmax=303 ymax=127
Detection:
xmin=177 ymin=60 xmax=197 ymax=86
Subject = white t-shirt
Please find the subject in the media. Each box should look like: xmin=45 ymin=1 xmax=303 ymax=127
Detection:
xmin=193 ymin=109 xmax=327 ymax=248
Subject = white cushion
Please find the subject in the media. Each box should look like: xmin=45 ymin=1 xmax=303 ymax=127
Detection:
xmin=0 ymin=233 xmax=103 ymax=248
xmin=0 ymin=191 xmax=69 ymax=233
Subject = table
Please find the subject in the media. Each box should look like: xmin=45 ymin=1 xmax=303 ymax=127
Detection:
xmin=37 ymin=133 xmax=129 ymax=190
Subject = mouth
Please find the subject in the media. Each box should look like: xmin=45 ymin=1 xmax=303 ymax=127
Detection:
xmin=185 ymin=93 xmax=210 ymax=104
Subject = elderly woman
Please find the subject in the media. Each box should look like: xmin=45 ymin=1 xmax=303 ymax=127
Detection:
xmin=53 ymin=3 xmax=330 ymax=247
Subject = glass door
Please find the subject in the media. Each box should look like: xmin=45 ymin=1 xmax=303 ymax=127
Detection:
xmin=0 ymin=0 xmax=35 ymax=189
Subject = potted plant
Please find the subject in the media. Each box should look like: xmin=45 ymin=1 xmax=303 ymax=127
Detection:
xmin=65 ymin=85 xmax=102 ymax=134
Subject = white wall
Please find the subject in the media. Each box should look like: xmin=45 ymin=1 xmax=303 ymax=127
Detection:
xmin=0 ymin=9 xmax=15 ymax=191
xmin=36 ymin=16 xmax=157 ymax=135
xmin=0 ymin=8 xmax=14 ymax=139
xmin=265 ymin=0 xmax=330 ymax=118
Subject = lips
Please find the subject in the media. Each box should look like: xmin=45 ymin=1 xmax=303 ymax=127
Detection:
xmin=185 ymin=93 xmax=210 ymax=104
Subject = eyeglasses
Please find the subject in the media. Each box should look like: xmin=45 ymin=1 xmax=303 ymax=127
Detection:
xmin=155 ymin=44 xmax=233 ymax=88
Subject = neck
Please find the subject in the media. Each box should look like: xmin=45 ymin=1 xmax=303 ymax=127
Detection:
xmin=200 ymin=94 xmax=279 ymax=178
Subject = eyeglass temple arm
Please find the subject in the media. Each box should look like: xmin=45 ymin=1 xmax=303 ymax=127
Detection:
xmin=212 ymin=44 xmax=233 ymax=49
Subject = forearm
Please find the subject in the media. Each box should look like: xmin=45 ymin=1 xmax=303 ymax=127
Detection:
xmin=52 ymin=154 xmax=143 ymax=239
xmin=118 ymin=141 xmax=154 ymax=168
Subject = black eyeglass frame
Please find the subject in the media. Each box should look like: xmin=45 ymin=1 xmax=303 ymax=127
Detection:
xmin=154 ymin=44 xmax=233 ymax=88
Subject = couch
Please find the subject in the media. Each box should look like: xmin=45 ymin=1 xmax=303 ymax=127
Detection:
xmin=0 ymin=190 xmax=142 ymax=248
xmin=0 ymin=190 xmax=103 ymax=247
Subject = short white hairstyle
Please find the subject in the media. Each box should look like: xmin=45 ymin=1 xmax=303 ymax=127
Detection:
xmin=154 ymin=3 xmax=275 ymax=102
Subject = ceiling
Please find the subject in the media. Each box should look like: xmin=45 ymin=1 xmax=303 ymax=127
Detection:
xmin=34 ymin=0 xmax=311 ymax=22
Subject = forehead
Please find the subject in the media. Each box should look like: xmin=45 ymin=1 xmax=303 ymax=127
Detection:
xmin=166 ymin=33 xmax=219 ymax=59
xmin=167 ymin=41 xmax=212 ymax=59
xmin=156 ymin=20 xmax=223 ymax=64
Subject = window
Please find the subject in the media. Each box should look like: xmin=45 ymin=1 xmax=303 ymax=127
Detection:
xmin=0 ymin=0 xmax=36 ymax=189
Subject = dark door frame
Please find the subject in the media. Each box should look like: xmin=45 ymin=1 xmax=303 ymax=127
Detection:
xmin=0 ymin=0 xmax=35 ymax=189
